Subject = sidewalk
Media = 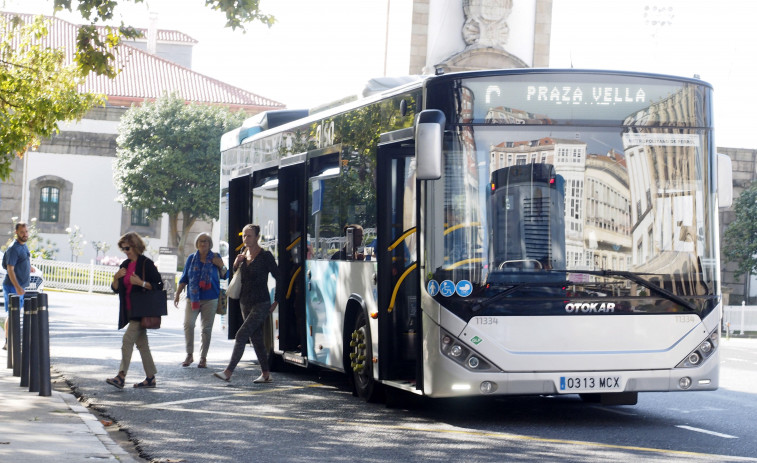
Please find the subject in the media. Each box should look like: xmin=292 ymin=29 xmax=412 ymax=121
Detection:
xmin=0 ymin=355 xmax=140 ymax=463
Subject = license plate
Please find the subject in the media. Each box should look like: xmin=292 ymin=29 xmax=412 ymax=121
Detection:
xmin=557 ymin=375 xmax=624 ymax=393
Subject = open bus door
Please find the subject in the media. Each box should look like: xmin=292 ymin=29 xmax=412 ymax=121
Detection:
xmin=227 ymin=174 xmax=252 ymax=339
xmin=376 ymin=137 xmax=422 ymax=393
xmin=277 ymin=161 xmax=308 ymax=366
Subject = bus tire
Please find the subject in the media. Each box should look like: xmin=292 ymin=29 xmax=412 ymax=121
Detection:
xmin=349 ymin=310 xmax=382 ymax=402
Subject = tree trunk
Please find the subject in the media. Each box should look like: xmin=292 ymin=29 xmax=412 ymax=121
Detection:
xmin=168 ymin=213 xmax=180 ymax=251
xmin=175 ymin=211 xmax=197 ymax=264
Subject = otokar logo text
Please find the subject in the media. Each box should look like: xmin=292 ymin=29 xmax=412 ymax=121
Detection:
xmin=565 ymin=302 xmax=616 ymax=313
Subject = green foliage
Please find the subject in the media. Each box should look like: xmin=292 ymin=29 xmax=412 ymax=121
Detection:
xmin=0 ymin=1 xmax=273 ymax=180
xmin=723 ymin=182 xmax=757 ymax=278
xmin=0 ymin=15 xmax=104 ymax=180
xmin=52 ymin=0 xmax=274 ymax=77
xmin=114 ymin=93 xmax=245 ymax=258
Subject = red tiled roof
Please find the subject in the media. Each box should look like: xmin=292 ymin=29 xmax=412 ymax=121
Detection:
xmin=2 ymin=12 xmax=284 ymax=111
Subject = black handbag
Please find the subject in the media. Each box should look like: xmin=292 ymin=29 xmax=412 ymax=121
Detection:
xmin=129 ymin=260 xmax=168 ymax=323
xmin=130 ymin=289 xmax=168 ymax=318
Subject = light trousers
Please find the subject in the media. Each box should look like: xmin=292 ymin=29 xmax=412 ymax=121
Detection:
xmin=184 ymin=298 xmax=216 ymax=358
xmin=119 ymin=320 xmax=157 ymax=377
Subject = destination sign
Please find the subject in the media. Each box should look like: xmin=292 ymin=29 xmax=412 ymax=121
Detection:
xmin=460 ymin=74 xmax=702 ymax=125
xmin=525 ymin=85 xmax=647 ymax=106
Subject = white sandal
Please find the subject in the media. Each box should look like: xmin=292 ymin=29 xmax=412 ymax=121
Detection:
xmin=253 ymin=374 xmax=272 ymax=383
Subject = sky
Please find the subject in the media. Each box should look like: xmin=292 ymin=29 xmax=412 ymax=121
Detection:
xmin=2 ymin=0 xmax=757 ymax=149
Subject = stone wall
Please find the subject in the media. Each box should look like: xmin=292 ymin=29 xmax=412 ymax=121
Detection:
xmin=0 ymin=157 xmax=25 ymax=247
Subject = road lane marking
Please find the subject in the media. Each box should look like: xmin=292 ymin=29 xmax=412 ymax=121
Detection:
xmin=139 ymin=404 xmax=757 ymax=461
xmin=676 ymin=425 xmax=738 ymax=439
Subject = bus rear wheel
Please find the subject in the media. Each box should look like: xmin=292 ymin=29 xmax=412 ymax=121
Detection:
xmin=349 ymin=311 xmax=382 ymax=402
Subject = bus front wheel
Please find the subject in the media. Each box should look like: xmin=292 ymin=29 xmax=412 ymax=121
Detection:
xmin=349 ymin=310 xmax=382 ymax=402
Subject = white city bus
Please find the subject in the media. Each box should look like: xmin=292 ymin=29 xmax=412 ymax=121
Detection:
xmin=219 ymin=69 xmax=732 ymax=405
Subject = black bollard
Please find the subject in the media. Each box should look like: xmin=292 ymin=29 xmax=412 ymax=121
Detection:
xmin=11 ymin=296 xmax=22 ymax=378
xmin=28 ymin=295 xmax=40 ymax=393
xmin=10 ymin=295 xmax=21 ymax=377
xmin=6 ymin=295 xmax=16 ymax=370
xmin=20 ymin=295 xmax=30 ymax=388
xmin=37 ymin=293 xmax=51 ymax=396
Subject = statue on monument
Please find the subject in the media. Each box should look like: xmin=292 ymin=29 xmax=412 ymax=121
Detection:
xmin=462 ymin=0 xmax=514 ymax=49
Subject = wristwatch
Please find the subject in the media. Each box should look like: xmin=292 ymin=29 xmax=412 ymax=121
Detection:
xmin=142 ymin=281 xmax=147 ymax=288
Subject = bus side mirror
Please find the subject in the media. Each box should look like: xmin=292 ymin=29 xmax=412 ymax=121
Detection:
xmin=415 ymin=109 xmax=445 ymax=180
xmin=717 ymin=153 xmax=733 ymax=208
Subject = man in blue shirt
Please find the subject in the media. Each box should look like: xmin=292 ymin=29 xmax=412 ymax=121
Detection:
xmin=3 ymin=223 xmax=30 ymax=349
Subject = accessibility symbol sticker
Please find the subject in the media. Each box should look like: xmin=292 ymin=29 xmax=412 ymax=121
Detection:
xmin=427 ymin=280 xmax=440 ymax=297
xmin=440 ymin=280 xmax=456 ymax=297
xmin=456 ymin=280 xmax=472 ymax=297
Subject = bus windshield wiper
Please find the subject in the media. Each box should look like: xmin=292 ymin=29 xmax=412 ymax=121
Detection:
xmin=571 ymin=270 xmax=697 ymax=312
xmin=471 ymin=281 xmax=567 ymax=312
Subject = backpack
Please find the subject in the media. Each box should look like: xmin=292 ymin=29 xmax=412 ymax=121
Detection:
xmin=2 ymin=248 xmax=7 ymax=270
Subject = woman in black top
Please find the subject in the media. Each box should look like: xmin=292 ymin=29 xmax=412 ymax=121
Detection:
xmin=106 ymin=232 xmax=164 ymax=389
xmin=214 ymin=224 xmax=279 ymax=384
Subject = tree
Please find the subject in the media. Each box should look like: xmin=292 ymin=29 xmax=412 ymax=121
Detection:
xmin=0 ymin=1 xmax=273 ymax=180
xmin=0 ymin=15 xmax=103 ymax=180
xmin=114 ymin=93 xmax=245 ymax=261
xmin=723 ymin=182 xmax=757 ymax=280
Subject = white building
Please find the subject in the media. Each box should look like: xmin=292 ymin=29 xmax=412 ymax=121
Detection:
xmin=0 ymin=13 xmax=284 ymax=264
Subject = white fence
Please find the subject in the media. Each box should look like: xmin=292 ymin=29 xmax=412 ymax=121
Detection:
xmin=724 ymin=305 xmax=757 ymax=334
xmin=32 ymin=258 xmax=117 ymax=294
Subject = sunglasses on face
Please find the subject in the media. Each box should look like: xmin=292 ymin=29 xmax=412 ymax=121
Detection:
xmin=121 ymin=246 xmax=131 ymax=251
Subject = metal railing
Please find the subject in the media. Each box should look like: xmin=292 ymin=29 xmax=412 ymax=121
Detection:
xmin=724 ymin=304 xmax=757 ymax=335
xmin=31 ymin=258 xmax=116 ymax=294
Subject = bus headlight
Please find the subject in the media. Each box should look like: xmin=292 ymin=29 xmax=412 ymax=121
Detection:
xmin=679 ymin=377 xmax=692 ymax=389
xmin=440 ymin=329 xmax=495 ymax=372
xmin=676 ymin=327 xmax=718 ymax=368
xmin=699 ymin=340 xmax=712 ymax=354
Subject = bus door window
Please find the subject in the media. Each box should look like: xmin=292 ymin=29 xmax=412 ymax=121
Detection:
xmin=252 ymin=170 xmax=280 ymax=355
xmin=280 ymin=163 xmax=306 ymax=352
xmin=389 ymin=155 xmax=418 ymax=366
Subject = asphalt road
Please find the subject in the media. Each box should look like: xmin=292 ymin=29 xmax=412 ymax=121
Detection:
xmin=41 ymin=291 xmax=757 ymax=462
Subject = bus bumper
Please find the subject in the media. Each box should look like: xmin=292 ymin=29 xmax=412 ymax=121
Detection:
xmin=423 ymin=346 xmax=719 ymax=398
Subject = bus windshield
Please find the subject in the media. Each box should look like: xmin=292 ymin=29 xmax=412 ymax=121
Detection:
xmin=425 ymin=74 xmax=719 ymax=320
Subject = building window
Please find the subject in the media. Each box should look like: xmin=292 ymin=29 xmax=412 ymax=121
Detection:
xmin=29 ymin=175 xmax=73 ymax=233
xmin=131 ymin=208 xmax=150 ymax=226
xmin=39 ymin=186 xmax=60 ymax=222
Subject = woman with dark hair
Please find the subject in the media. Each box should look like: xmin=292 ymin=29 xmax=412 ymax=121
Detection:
xmin=106 ymin=232 xmax=164 ymax=389
xmin=174 ymin=232 xmax=228 ymax=368
xmin=214 ymin=224 xmax=279 ymax=384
